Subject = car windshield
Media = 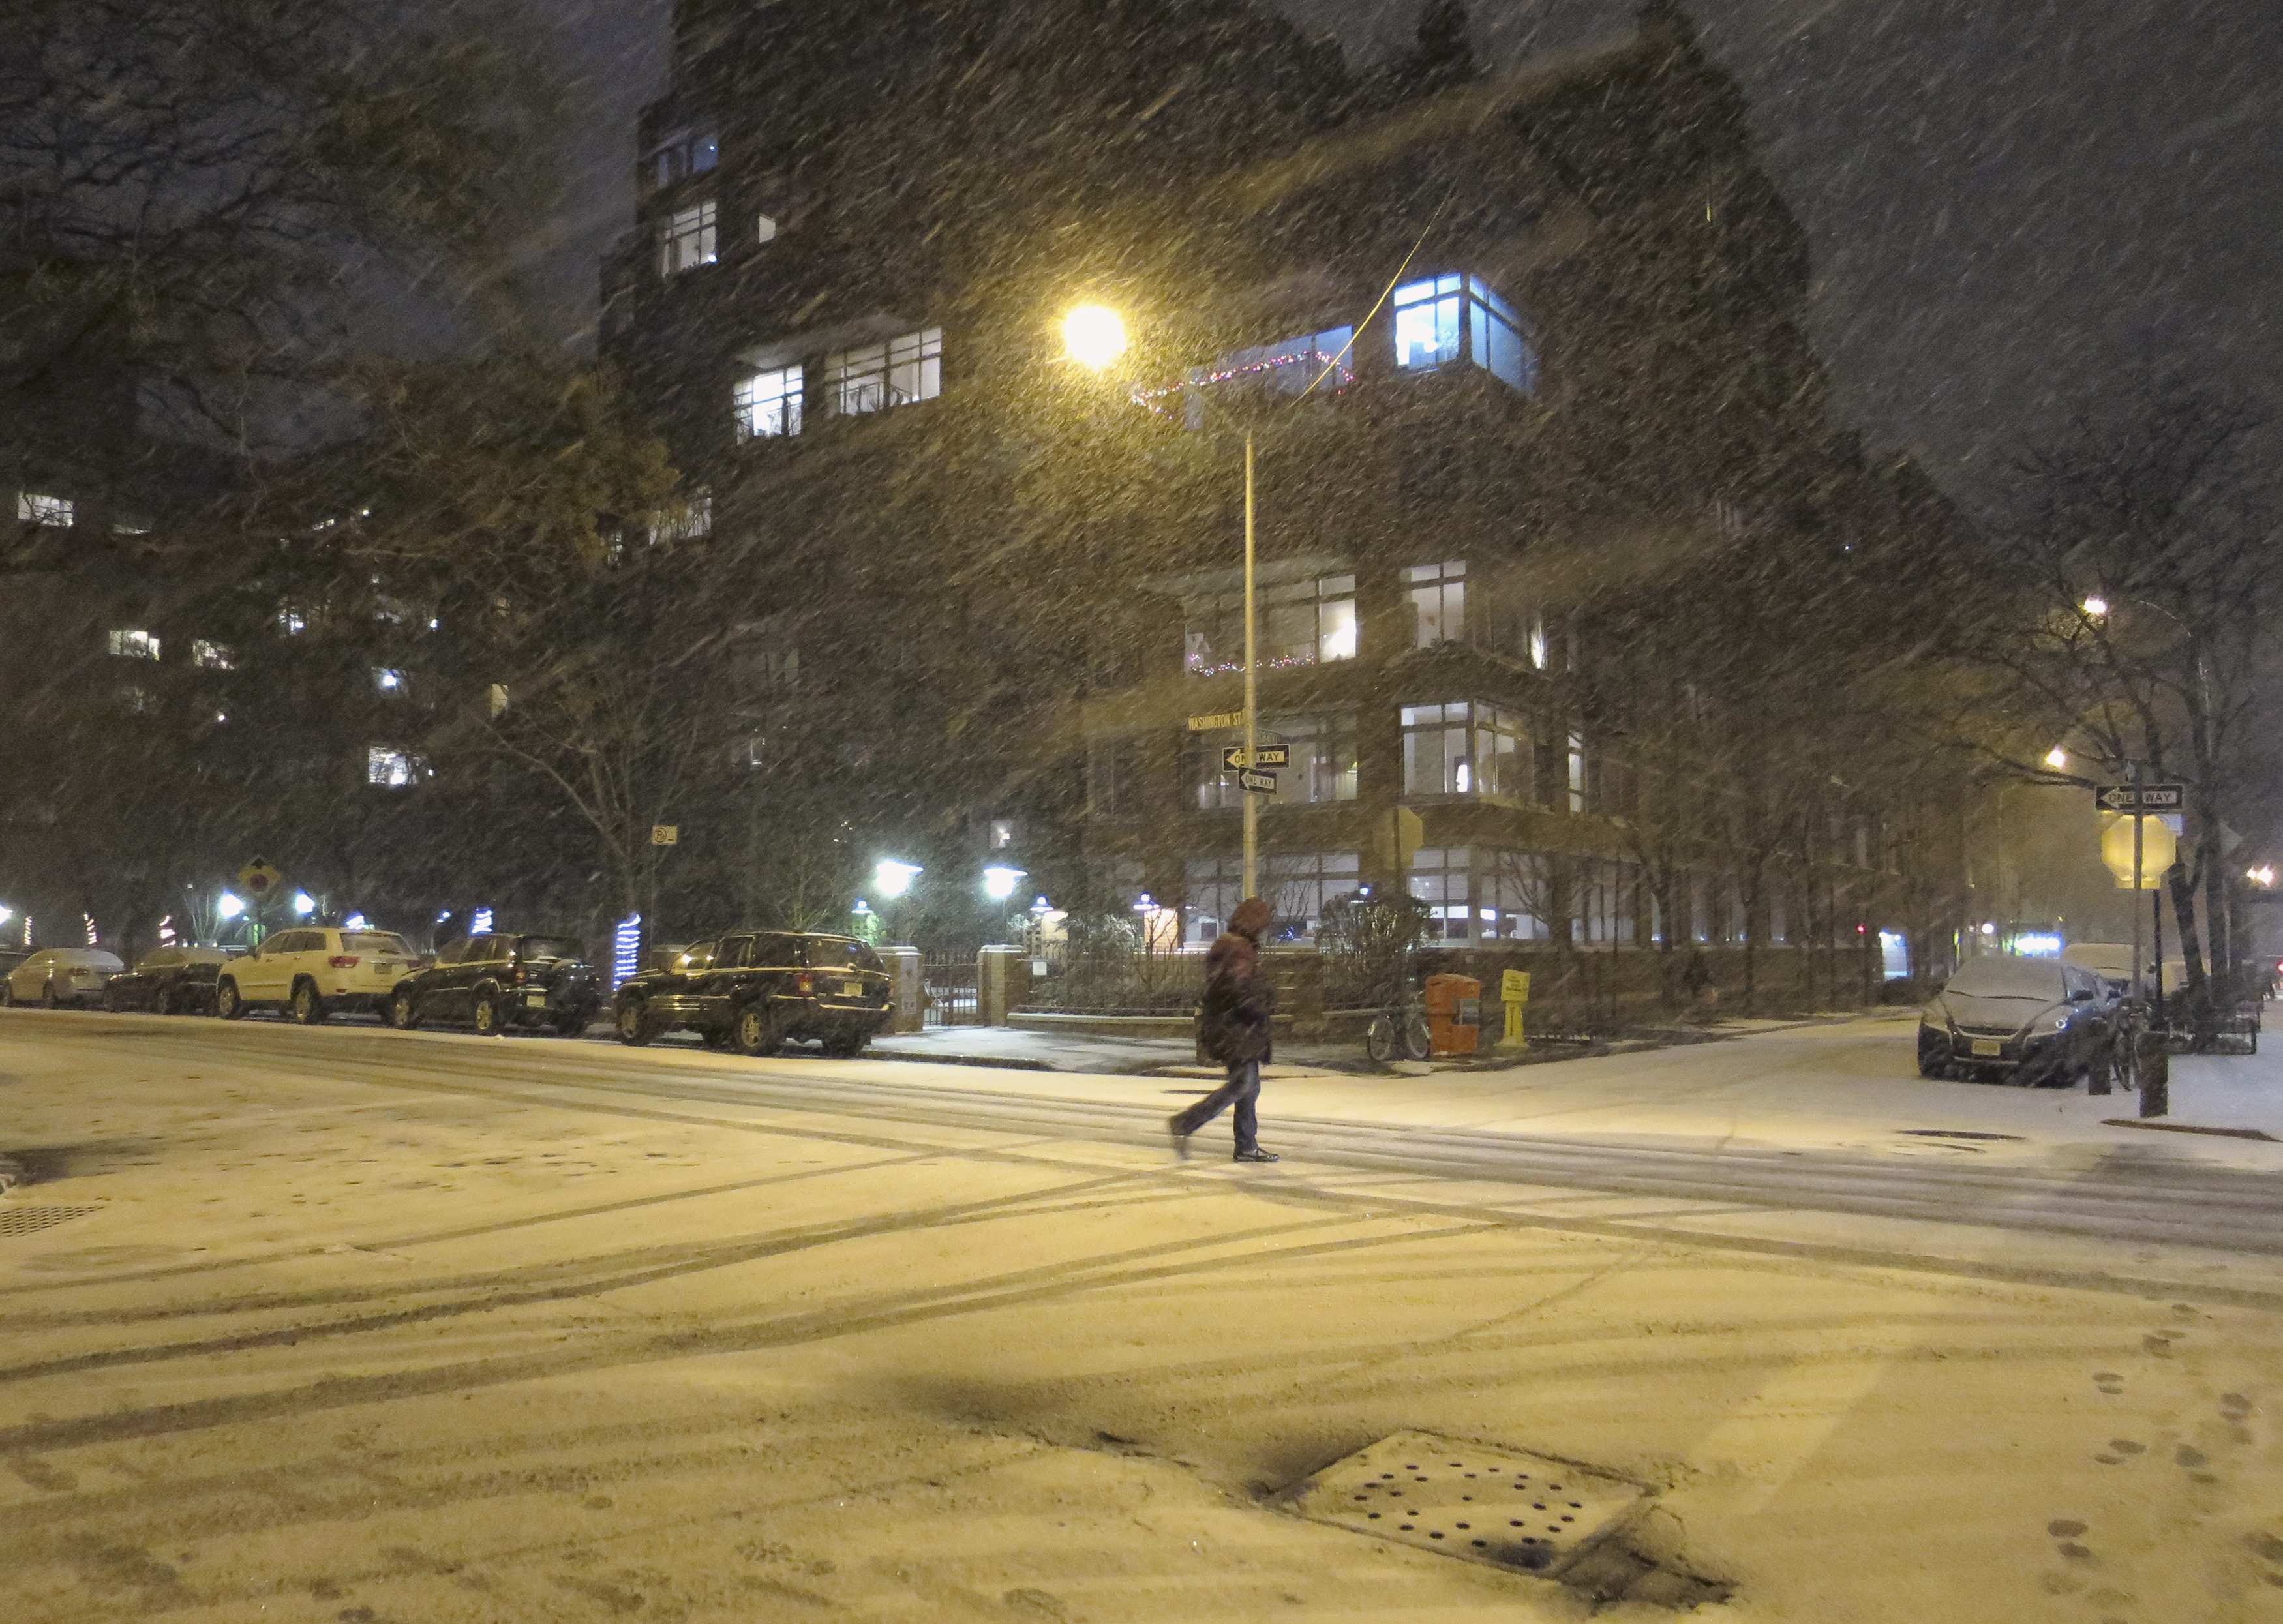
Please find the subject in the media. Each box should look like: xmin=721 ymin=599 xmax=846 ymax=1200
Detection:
xmin=516 ymin=937 xmax=583 ymax=961
xmin=804 ymin=938 xmax=883 ymax=971
xmin=344 ymin=933 xmax=412 ymax=956
xmin=1944 ymin=958 xmax=2065 ymax=1000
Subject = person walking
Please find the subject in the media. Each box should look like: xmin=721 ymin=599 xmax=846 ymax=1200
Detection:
xmin=1172 ymin=895 xmax=1279 ymax=1163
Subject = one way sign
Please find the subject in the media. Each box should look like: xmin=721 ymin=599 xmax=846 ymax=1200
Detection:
xmin=2095 ymin=783 xmax=2185 ymax=813
xmin=1221 ymin=745 xmax=1290 ymax=770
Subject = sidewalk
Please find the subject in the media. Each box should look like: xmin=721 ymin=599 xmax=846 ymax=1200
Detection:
xmin=868 ymin=1008 xmax=1882 ymax=1077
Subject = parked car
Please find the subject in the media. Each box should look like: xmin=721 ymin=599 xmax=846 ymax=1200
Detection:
xmin=0 ymin=947 xmax=125 ymax=1008
xmin=214 ymin=926 xmax=422 ymax=1023
xmin=612 ymin=931 xmax=892 ymax=1056
xmin=2060 ymin=941 xmax=2136 ymax=999
xmin=1918 ymin=955 xmax=2115 ymax=1085
xmin=103 ymin=945 xmax=235 ymax=1015
xmin=387 ymin=931 xmax=602 ymax=1036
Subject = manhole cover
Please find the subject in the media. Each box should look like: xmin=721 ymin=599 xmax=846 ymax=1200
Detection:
xmin=0 ymin=1205 xmax=104 ymax=1240
xmin=1282 ymin=1430 xmax=1650 ymax=1575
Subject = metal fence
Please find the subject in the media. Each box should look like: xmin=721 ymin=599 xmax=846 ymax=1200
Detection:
xmin=1023 ymin=950 xmax=1204 ymax=1016
xmin=921 ymin=955 xmax=980 ymax=1027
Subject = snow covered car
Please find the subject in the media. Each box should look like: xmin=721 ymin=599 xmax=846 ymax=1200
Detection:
xmin=0 ymin=947 xmax=125 ymax=1008
xmin=1918 ymin=956 xmax=2115 ymax=1085
xmin=2060 ymin=941 xmax=2136 ymax=999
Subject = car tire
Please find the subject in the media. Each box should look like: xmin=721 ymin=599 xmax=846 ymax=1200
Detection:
xmin=551 ymin=1010 xmax=590 ymax=1039
xmin=729 ymin=1002 xmax=781 ymax=1057
xmin=102 ymin=985 xmax=122 ymax=1014
xmin=291 ymin=981 xmax=327 ymax=1025
xmin=614 ymin=1000 xmax=657 ymax=1046
xmin=699 ymin=1025 xmax=732 ymax=1050
xmin=472 ymin=992 xmax=504 ymax=1037
xmin=215 ymin=979 xmax=244 ymax=1019
xmin=0 ymin=979 xmax=12 ymax=1007
xmin=43 ymin=980 xmax=61 ymax=1009
xmin=391 ymin=987 xmax=421 ymax=1031
xmin=823 ymin=1031 xmax=868 ymax=1059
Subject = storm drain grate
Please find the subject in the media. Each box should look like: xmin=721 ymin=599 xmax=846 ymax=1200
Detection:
xmin=0 ymin=1205 xmax=104 ymax=1240
xmin=1282 ymin=1430 xmax=1650 ymax=1576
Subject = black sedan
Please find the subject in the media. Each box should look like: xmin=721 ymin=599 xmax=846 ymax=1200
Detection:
xmin=102 ymin=946 xmax=235 ymax=1015
xmin=388 ymin=931 xmax=601 ymax=1036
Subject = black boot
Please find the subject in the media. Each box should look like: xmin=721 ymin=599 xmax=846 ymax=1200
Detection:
xmin=1232 ymin=1145 xmax=1279 ymax=1163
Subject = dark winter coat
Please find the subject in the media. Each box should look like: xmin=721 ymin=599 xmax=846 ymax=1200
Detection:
xmin=1198 ymin=924 xmax=1275 ymax=1066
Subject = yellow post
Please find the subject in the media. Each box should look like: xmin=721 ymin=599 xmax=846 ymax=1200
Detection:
xmin=1499 ymin=969 xmax=1530 ymax=1050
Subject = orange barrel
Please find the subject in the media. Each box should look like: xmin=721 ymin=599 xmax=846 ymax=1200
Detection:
xmin=1423 ymin=972 xmax=1483 ymax=1056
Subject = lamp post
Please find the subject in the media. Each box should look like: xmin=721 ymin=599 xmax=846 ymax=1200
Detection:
xmin=1065 ymin=302 xmax=1261 ymax=897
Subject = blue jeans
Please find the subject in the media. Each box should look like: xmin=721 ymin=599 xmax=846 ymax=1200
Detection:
xmin=1173 ymin=1059 xmax=1260 ymax=1153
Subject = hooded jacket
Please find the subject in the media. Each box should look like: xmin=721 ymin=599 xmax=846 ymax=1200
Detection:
xmin=1198 ymin=899 xmax=1275 ymax=1065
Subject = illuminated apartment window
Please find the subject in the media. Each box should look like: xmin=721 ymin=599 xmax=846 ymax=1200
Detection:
xmin=1404 ymin=560 xmax=1466 ymax=646
xmin=1185 ymin=573 xmax=1355 ymax=676
xmin=824 ymin=328 xmax=941 ymax=416
xmin=106 ymin=628 xmax=161 ymax=660
xmin=1400 ymin=702 xmax=1532 ymax=800
xmin=734 ymin=365 xmax=803 ymax=438
xmin=191 ymin=639 xmax=235 ymax=670
xmin=367 ymin=747 xmax=424 ymax=789
xmin=1393 ymin=275 xmax=1462 ymax=370
xmin=658 ymin=200 xmax=717 ymax=276
xmin=18 ymin=492 xmax=72 ymax=526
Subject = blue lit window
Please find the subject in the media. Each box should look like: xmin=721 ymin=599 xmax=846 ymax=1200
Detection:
xmin=1468 ymin=277 xmax=1535 ymax=393
xmin=1393 ymin=275 xmax=1462 ymax=370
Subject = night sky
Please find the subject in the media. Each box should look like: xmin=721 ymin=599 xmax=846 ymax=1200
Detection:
xmin=536 ymin=0 xmax=2282 ymax=492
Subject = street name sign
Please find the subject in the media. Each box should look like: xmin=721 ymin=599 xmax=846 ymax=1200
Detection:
xmin=2094 ymin=783 xmax=2185 ymax=813
xmin=651 ymin=824 xmax=680 ymax=846
xmin=1237 ymin=768 xmax=1278 ymax=794
xmin=1187 ymin=711 xmax=1243 ymax=732
xmin=1220 ymin=744 xmax=1291 ymax=770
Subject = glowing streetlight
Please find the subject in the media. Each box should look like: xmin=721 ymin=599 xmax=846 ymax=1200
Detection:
xmin=291 ymin=890 xmax=317 ymax=918
xmin=2043 ymin=746 xmax=2068 ymax=770
xmin=982 ymin=864 xmax=1026 ymax=901
xmin=217 ymin=892 xmax=247 ymax=921
xmin=344 ymin=912 xmax=369 ymax=930
xmin=2081 ymin=595 xmax=2109 ymax=619
xmin=1060 ymin=303 xmax=1128 ymax=370
xmin=0 ymin=906 xmax=11 ymax=928
xmin=874 ymin=859 xmax=922 ymax=899
xmin=2248 ymin=865 xmax=2276 ymax=888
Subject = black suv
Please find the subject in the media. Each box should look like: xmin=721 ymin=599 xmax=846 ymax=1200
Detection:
xmin=103 ymin=945 xmax=236 ymax=1015
xmin=612 ymin=931 xmax=892 ymax=1057
xmin=388 ymin=932 xmax=601 ymax=1037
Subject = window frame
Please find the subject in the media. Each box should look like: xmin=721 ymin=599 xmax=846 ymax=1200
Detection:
xmin=1393 ymin=274 xmax=1463 ymax=371
xmin=658 ymin=199 xmax=718 ymax=277
xmin=734 ymin=365 xmax=804 ymax=440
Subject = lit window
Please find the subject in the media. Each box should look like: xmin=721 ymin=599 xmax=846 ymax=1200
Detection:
xmin=18 ymin=492 xmax=72 ymax=526
xmin=1466 ymin=277 xmax=1536 ymax=392
xmin=1404 ymin=560 xmax=1466 ymax=646
xmin=367 ymin=747 xmax=423 ymax=789
xmin=756 ymin=212 xmax=778 ymax=244
xmin=823 ymin=328 xmax=941 ymax=416
xmin=106 ymin=628 xmax=161 ymax=660
xmin=658 ymin=200 xmax=717 ymax=277
xmin=1393 ymin=275 xmax=1462 ymax=370
xmin=990 ymin=819 xmax=1017 ymax=850
xmin=734 ymin=365 xmax=802 ymax=438
xmin=276 ymin=604 xmax=309 ymax=635
xmin=375 ymin=668 xmax=405 ymax=693
xmin=192 ymin=639 xmax=235 ymax=670
xmin=487 ymin=683 xmax=509 ymax=717
xmin=1568 ymin=729 xmax=1587 ymax=813
xmin=112 ymin=517 xmax=151 ymax=535
xmin=1185 ymin=851 xmax=1358 ymax=944
xmin=1185 ymin=573 xmax=1355 ymax=675
xmin=1401 ymin=702 xmax=1532 ymax=801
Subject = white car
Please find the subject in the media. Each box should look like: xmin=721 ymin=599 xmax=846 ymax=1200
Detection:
xmin=0 ymin=948 xmax=126 ymax=1008
xmin=214 ymin=927 xmax=422 ymax=1024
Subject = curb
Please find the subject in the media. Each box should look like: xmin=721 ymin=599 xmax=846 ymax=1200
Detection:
xmin=2100 ymin=1118 xmax=2281 ymax=1143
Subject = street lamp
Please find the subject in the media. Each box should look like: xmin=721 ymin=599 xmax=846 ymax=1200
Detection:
xmin=874 ymin=859 xmax=922 ymax=899
xmin=2248 ymin=865 xmax=2275 ymax=888
xmin=2043 ymin=746 xmax=2068 ymax=770
xmin=982 ymin=864 xmax=1026 ymax=901
xmin=2080 ymin=595 xmax=2109 ymax=619
xmin=1060 ymin=304 xmax=1128 ymax=370
xmin=217 ymin=892 xmax=246 ymax=921
xmin=1063 ymin=302 xmax=1262 ymax=899
xmin=291 ymin=890 xmax=317 ymax=918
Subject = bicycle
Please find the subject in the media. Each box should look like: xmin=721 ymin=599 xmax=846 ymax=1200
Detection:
xmin=2102 ymin=998 xmax=2147 ymax=1096
xmin=1365 ymin=987 xmax=1432 ymax=1064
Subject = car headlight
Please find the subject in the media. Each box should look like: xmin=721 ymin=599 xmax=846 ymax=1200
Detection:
xmin=2023 ymin=1008 xmax=2072 ymax=1039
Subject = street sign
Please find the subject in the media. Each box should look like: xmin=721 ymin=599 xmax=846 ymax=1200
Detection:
xmin=1220 ymin=744 xmax=1291 ymax=770
xmin=1188 ymin=711 xmax=1243 ymax=732
xmin=1237 ymin=768 xmax=1278 ymax=794
xmin=237 ymin=858 xmax=283 ymax=898
xmin=2094 ymin=783 xmax=2185 ymax=813
xmin=651 ymin=824 xmax=679 ymax=846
